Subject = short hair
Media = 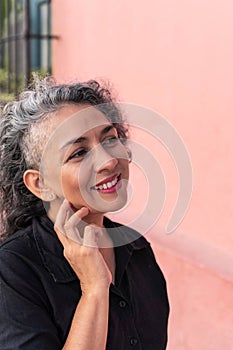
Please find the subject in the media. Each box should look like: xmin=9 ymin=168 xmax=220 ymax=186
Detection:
xmin=0 ymin=76 xmax=128 ymax=240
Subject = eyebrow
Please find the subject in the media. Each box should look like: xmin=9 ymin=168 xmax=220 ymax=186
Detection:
xmin=59 ymin=124 xmax=115 ymax=150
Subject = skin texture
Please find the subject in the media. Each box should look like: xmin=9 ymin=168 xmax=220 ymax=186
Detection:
xmin=23 ymin=103 xmax=130 ymax=350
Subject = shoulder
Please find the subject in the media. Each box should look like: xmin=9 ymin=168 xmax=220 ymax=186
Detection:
xmin=0 ymin=224 xmax=43 ymax=282
xmin=0 ymin=226 xmax=62 ymax=349
xmin=0 ymin=224 xmax=51 ymax=308
xmin=1 ymin=216 xmax=77 ymax=285
xmin=0 ymin=224 xmax=37 ymax=258
xmin=0 ymin=216 xmax=59 ymax=281
xmin=0 ymin=215 xmax=58 ymax=260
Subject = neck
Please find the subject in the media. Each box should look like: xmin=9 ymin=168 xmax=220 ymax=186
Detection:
xmin=83 ymin=212 xmax=104 ymax=227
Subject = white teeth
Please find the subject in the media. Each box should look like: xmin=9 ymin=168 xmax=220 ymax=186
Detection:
xmin=112 ymin=177 xmax=118 ymax=185
xmin=95 ymin=176 xmax=119 ymax=190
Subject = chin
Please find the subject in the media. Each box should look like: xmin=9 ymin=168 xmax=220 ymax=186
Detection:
xmin=91 ymin=193 xmax=128 ymax=214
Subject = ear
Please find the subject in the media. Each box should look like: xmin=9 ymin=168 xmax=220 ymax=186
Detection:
xmin=23 ymin=169 xmax=56 ymax=202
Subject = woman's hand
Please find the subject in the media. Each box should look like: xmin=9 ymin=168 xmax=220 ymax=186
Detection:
xmin=54 ymin=200 xmax=112 ymax=295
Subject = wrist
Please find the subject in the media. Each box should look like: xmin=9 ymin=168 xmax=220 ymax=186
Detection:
xmin=81 ymin=284 xmax=110 ymax=299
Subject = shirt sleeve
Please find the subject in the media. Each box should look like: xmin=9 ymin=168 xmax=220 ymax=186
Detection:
xmin=0 ymin=249 xmax=61 ymax=350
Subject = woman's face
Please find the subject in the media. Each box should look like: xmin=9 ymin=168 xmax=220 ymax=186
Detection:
xmin=40 ymin=104 xmax=129 ymax=219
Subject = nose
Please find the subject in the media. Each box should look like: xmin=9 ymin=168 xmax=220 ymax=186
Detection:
xmin=93 ymin=144 xmax=118 ymax=173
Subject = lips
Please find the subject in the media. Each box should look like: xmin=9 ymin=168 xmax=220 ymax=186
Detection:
xmin=95 ymin=173 xmax=120 ymax=187
xmin=91 ymin=173 xmax=121 ymax=191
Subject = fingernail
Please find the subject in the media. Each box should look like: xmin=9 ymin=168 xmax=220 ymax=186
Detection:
xmin=81 ymin=207 xmax=89 ymax=213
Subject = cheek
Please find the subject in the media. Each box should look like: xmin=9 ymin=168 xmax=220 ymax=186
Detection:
xmin=61 ymin=163 xmax=90 ymax=195
xmin=61 ymin=166 xmax=78 ymax=194
xmin=119 ymin=158 xmax=130 ymax=177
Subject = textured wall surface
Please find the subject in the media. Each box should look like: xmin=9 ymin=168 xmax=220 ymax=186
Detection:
xmin=52 ymin=0 xmax=233 ymax=348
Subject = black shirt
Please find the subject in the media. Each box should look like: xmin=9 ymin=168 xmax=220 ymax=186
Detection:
xmin=0 ymin=216 xmax=169 ymax=350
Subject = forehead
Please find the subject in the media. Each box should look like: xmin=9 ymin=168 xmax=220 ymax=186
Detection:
xmin=50 ymin=104 xmax=111 ymax=145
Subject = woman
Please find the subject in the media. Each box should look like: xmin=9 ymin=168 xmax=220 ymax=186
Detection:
xmin=0 ymin=77 xmax=169 ymax=350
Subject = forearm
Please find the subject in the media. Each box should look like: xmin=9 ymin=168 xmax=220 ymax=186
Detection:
xmin=62 ymin=287 xmax=110 ymax=350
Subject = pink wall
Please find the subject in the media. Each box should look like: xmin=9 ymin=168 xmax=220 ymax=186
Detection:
xmin=52 ymin=0 xmax=233 ymax=348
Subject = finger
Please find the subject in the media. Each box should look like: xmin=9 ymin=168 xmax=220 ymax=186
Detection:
xmin=83 ymin=225 xmax=102 ymax=248
xmin=63 ymin=206 xmax=89 ymax=244
xmin=55 ymin=199 xmax=74 ymax=234
xmin=64 ymin=206 xmax=89 ymax=230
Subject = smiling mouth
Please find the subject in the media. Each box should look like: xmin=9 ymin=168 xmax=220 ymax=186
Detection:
xmin=91 ymin=174 xmax=121 ymax=191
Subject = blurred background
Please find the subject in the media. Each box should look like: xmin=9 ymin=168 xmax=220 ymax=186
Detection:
xmin=0 ymin=0 xmax=232 ymax=349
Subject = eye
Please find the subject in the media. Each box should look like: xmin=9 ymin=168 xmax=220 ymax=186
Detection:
xmin=67 ymin=148 xmax=88 ymax=161
xmin=102 ymin=136 xmax=119 ymax=147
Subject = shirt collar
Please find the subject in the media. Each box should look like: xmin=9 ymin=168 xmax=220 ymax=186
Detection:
xmin=103 ymin=216 xmax=149 ymax=250
xmin=33 ymin=215 xmax=150 ymax=284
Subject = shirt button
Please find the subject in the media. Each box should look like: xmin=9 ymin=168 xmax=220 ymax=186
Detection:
xmin=130 ymin=337 xmax=138 ymax=346
xmin=119 ymin=300 xmax=126 ymax=308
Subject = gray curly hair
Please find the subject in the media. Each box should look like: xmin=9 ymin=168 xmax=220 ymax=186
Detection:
xmin=0 ymin=75 xmax=128 ymax=240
